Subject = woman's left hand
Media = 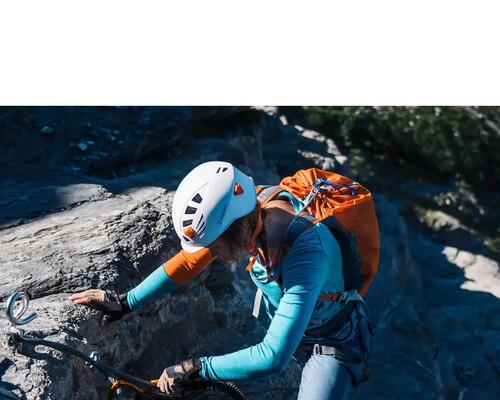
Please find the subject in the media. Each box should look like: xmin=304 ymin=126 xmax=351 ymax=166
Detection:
xmin=157 ymin=364 xmax=186 ymax=396
xmin=69 ymin=289 xmax=130 ymax=327
xmin=157 ymin=359 xmax=202 ymax=395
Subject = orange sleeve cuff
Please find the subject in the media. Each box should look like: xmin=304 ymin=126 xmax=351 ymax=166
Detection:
xmin=162 ymin=247 xmax=215 ymax=286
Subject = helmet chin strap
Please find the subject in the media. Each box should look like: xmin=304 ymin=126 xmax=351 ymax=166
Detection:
xmin=245 ymin=207 xmax=265 ymax=271
xmin=244 ymin=204 xmax=283 ymax=272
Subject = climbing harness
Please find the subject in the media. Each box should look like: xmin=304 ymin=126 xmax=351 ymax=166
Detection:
xmin=301 ymin=299 xmax=372 ymax=387
xmin=4 ymin=291 xmax=245 ymax=400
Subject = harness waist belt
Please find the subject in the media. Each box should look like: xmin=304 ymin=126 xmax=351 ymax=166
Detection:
xmin=302 ymin=344 xmax=362 ymax=364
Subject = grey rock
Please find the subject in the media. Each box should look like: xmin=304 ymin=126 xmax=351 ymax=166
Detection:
xmin=442 ymin=247 xmax=500 ymax=298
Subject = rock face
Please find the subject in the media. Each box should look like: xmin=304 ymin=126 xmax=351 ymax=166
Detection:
xmin=1 ymin=107 xmax=499 ymax=399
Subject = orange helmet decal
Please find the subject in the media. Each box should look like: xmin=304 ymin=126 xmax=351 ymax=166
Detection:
xmin=233 ymin=183 xmax=244 ymax=196
xmin=183 ymin=226 xmax=196 ymax=239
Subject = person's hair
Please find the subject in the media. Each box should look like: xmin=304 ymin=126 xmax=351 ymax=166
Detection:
xmin=220 ymin=205 xmax=260 ymax=261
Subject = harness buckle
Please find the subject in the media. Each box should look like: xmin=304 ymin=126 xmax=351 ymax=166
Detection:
xmin=339 ymin=290 xmax=351 ymax=303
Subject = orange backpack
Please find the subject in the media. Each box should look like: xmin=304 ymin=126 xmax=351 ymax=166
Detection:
xmin=257 ymin=168 xmax=380 ymax=296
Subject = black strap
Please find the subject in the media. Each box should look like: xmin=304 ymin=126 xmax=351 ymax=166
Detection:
xmin=282 ymin=214 xmax=315 ymax=247
xmin=270 ymin=214 xmax=315 ymax=284
xmin=181 ymin=358 xmax=202 ymax=378
xmin=118 ymin=292 xmax=131 ymax=314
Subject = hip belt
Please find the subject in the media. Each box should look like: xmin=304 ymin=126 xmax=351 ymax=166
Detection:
xmin=301 ymin=343 xmax=363 ymax=364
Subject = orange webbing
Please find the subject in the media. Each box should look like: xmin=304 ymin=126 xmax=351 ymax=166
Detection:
xmin=163 ymin=247 xmax=215 ymax=286
xmin=245 ymin=247 xmax=266 ymax=272
xmin=108 ymin=380 xmax=144 ymax=399
xmin=245 ymin=207 xmax=264 ymax=272
xmin=318 ymin=293 xmax=342 ymax=302
xmin=255 ymin=185 xmax=266 ymax=196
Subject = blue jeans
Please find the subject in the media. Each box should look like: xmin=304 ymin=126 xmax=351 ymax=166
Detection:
xmin=296 ymin=301 xmax=371 ymax=400
xmin=298 ymin=353 xmax=359 ymax=400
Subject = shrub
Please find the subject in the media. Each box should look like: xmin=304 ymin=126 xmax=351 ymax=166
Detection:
xmin=304 ymin=106 xmax=500 ymax=190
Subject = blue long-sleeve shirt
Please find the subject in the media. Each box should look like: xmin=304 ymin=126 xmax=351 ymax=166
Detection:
xmin=199 ymin=221 xmax=344 ymax=380
xmin=127 ymin=265 xmax=178 ymax=311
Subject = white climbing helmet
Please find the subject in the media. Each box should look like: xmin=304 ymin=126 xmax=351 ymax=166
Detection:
xmin=172 ymin=161 xmax=257 ymax=253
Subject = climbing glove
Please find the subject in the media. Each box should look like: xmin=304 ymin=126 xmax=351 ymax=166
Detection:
xmin=69 ymin=289 xmax=131 ymax=326
xmin=157 ymin=358 xmax=202 ymax=396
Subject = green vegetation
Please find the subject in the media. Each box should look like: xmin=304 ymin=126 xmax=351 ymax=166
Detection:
xmin=304 ymin=107 xmax=500 ymax=191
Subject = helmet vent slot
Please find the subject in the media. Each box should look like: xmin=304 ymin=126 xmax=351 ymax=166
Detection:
xmin=196 ymin=215 xmax=204 ymax=229
xmin=185 ymin=206 xmax=197 ymax=215
xmin=192 ymin=193 xmax=203 ymax=203
xmin=182 ymin=235 xmax=192 ymax=242
xmin=197 ymin=221 xmax=207 ymax=235
xmin=182 ymin=219 xmax=193 ymax=227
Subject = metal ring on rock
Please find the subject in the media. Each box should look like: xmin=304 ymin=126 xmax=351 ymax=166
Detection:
xmin=6 ymin=291 xmax=38 ymax=327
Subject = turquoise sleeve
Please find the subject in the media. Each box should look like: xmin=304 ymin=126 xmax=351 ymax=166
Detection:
xmin=126 ymin=265 xmax=178 ymax=311
xmin=199 ymin=229 xmax=328 ymax=381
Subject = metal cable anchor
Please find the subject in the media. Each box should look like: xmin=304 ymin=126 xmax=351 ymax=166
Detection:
xmin=6 ymin=291 xmax=38 ymax=327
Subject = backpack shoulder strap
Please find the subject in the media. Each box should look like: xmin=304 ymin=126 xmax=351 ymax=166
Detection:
xmin=257 ymin=185 xmax=283 ymax=207
xmin=282 ymin=214 xmax=316 ymax=248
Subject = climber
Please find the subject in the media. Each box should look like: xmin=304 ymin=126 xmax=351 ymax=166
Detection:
xmin=70 ymin=161 xmax=379 ymax=400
